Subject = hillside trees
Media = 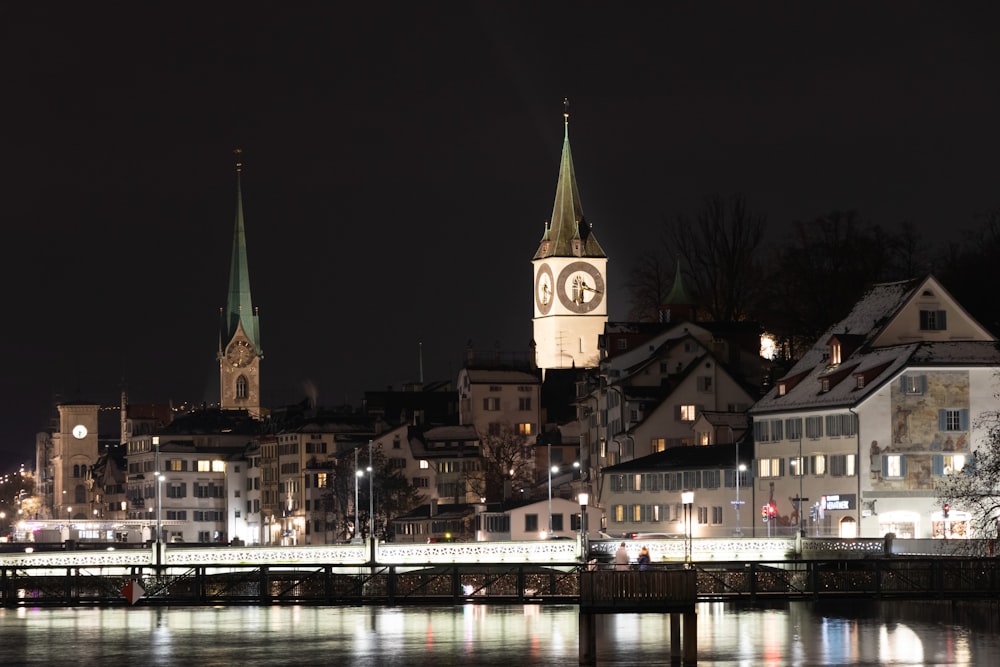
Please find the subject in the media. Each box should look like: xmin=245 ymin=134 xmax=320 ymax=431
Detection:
xmin=658 ymin=194 xmax=768 ymax=322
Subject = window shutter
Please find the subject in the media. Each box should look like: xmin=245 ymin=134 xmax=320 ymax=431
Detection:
xmin=960 ymin=409 xmax=969 ymax=431
xmin=932 ymin=455 xmax=943 ymax=476
xmin=938 ymin=410 xmax=947 ymax=431
xmin=882 ymin=455 xmax=889 ymax=476
xmin=900 ymin=456 xmax=907 ymax=477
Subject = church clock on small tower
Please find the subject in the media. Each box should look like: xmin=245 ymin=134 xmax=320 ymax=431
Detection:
xmin=218 ymin=150 xmax=263 ymax=417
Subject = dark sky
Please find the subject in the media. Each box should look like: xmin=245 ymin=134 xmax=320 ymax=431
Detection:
xmin=4 ymin=3 xmax=1000 ymax=466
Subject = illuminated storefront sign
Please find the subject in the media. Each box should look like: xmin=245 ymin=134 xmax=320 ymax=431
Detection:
xmin=821 ymin=494 xmax=855 ymax=512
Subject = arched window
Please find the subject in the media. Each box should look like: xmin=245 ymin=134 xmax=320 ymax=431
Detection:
xmin=236 ymin=375 xmax=248 ymax=399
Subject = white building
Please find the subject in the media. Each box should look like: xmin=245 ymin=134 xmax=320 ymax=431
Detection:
xmin=749 ymin=275 xmax=1000 ymax=539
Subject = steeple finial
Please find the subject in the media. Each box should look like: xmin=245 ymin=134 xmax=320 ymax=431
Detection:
xmin=563 ymin=97 xmax=569 ymax=125
xmin=234 ymin=148 xmax=243 ymax=173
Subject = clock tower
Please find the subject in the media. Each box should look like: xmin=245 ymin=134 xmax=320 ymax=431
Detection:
xmin=532 ymin=103 xmax=607 ymax=371
xmin=219 ymin=151 xmax=263 ymax=417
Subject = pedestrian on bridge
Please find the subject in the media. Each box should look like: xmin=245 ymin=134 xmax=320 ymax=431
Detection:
xmin=614 ymin=542 xmax=629 ymax=571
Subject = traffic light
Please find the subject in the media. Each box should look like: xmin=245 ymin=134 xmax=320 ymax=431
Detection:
xmin=761 ymin=505 xmax=769 ymax=521
xmin=943 ymin=503 xmax=950 ymax=519
xmin=768 ymin=503 xmax=777 ymax=519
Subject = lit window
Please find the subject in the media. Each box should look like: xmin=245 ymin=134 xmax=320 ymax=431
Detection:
xmin=419 ymin=460 xmax=429 ymax=470
xmin=651 ymin=438 xmax=666 ymax=453
xmin=212 ymin=460 xmax=225 ymax=473
xmin=885 ymin=454 xmax=904 ymax=478
xmin=517 ymin=422 xmax=532 ymax=435
xmin=197 ymin=460 xmax=211 ymax=472
xmin=679 ymin=405 xmax=696 ymax=421
xmin=812 ymin=455 xmax=826 ymax=475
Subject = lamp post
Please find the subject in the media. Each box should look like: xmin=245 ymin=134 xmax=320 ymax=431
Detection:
xmin=578 ymin=492 xmax=589 ymax=560
xmin=354 ymin=447 xmax=362 ymax=542
xmin=155 ymin=472 xmax=163 ymax=543
xmin=735 ymin=458 xmax=747 ymax=537
xmin=367 ymin=439 xmax=374 ymax=542
xmin=798 ymin=436 xmax=805 ymax=537
xmin=681 ymin=490 xmax=694 ymax=562
xmin=152 ymin=436 xmax=161 ymax=544
xmin=547 ymin=463 xmax=560 ymax=537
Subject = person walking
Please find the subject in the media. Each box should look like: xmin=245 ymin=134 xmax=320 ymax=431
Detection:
xmin=637 ymin=546 xmax=651 ymax=571
xmin=614 ymin=542 xmax=629 ymax=571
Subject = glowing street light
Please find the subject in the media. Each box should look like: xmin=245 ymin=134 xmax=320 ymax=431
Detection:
xmin=682 ymin=490 xmax=694 ymax=562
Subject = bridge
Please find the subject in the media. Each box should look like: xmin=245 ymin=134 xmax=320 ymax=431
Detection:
xmin=1 ymin=536 xmax=997 ymax=608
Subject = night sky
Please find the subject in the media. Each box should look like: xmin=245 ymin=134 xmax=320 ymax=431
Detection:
xmin=4 ymin=3 xmax=1000 ymax=465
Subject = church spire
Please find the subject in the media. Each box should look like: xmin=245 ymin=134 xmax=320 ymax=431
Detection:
xmin=660 ymin=257 xmax=696 ymax=323
xmin=534 ymin=99 xmax=605 ymax=260
xmin=224 ymin=149 xmax=261 ymax=353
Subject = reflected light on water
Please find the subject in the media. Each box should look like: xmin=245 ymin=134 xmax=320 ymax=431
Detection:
xmin=1 ymin=601 xmax=996 ymax=666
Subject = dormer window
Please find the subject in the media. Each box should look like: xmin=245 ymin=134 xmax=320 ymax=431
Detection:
xmin=830 ymin=341 xmax=842 ymax=365
xmin=820 ymin=378 xmax=830 ymax=393
xmin=777 ymin=383 xmax=787 ymax=396
xmin=856 ymin=375 xmax=865 ymax=389
xmin=919 ymin=309 xmax=947 ymax=331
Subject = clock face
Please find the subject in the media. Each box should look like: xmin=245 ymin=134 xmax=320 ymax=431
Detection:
xmin=225 ymin=339 xmax=255 ymax=368
xmin=534 ymin=263 xmax=554 ymax=314
xmin=72 ymin=424 xmax=88 ymax=439
xmin=557 ymin=261 xmax=605 ymax=313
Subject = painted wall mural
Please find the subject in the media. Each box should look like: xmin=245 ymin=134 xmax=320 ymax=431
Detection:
xmin=873 ymin=370 xmax=971 ymax=491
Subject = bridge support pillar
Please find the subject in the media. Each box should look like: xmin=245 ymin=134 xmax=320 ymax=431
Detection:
xmin=670 ymin=612 xmax=681 ymax=662
xmin=578 ymin=611 xmax=596 ymax=665
xmin=683 ymin=609 xmax=698 ymax=665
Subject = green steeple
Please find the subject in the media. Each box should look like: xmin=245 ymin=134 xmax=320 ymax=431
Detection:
xmin=533 ymin=100 xmax=606 ymax=260
xmin=223 ymin=151 xmax=261 ymax=353
xmin=664 ymin=259 xmax=693 ymax=305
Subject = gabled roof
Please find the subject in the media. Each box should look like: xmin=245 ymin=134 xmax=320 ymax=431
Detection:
xmin=461 ymin=368 xmax=540 ymax=384
xmin=752 ymin=275 xmax=1000 ymax=415
xmin=603 ymin=442 xmax=748 ymax=473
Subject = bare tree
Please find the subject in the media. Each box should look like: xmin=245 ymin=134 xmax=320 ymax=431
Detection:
xmin=662 ymin=194 xmax=767 ymax=322
xmin=468 ymin=423 xmax=534 ymax=502
xmin=624 ymin=251 xmax=673 ymax=322
xmin=937 ymin=407 xmax=1000 ymax=554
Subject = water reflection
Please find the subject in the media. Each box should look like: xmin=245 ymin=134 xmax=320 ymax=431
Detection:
xmin=0 ymin=600 xmax=996 ymax=666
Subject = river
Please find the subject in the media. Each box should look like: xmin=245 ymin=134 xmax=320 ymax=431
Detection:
xmin=1 ymin=599 xmax=997 ymax=666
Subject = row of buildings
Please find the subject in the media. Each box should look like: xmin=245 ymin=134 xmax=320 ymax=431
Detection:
xmin=23 ymin=110 xmax=999 ymax=546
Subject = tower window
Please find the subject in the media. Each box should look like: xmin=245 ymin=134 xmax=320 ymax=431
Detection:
xmin=236 ymin=375 xmax=248 ymax=399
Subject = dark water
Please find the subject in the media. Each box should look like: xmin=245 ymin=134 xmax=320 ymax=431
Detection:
xmin=0 ymin=600 xmax=997 ymax=666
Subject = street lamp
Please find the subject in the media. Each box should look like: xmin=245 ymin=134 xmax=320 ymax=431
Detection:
xmin=152 ymin=436 xmax=161 ymax=544
xmin=354 ymin=446 xmax=362 ymax=543
xmin=735 ymin=460 xmax=747 ymax=537
xmin=367 ymin=440 xmax=375 ymax=542
xmin=546 ymin=440 xmax=553 ymax=537
xmin=155 ymin=472 xmax=164 ymax=543
xmin=578 ymin=492 xmax=589 ymax=560
xmin=547 ymin=458 xmax=559 ymax=537
xmin=681 ymin=490 xmax=694 ymax=562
